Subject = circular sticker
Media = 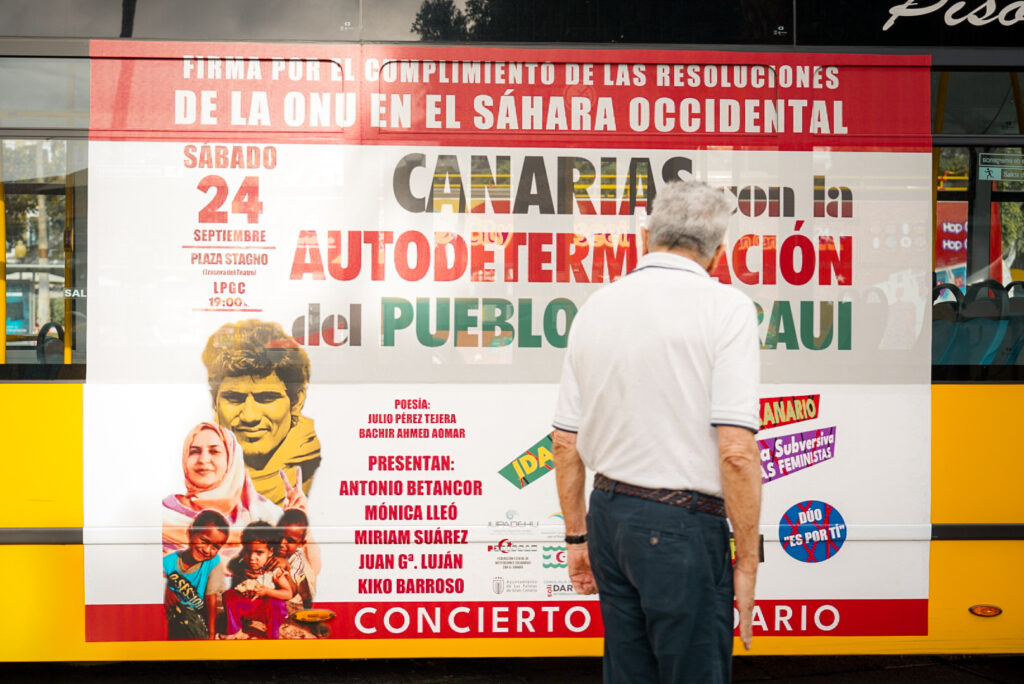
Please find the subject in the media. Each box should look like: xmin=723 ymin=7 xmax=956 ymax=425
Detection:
xmin=778 ymin=500 xmax=847 ymax=563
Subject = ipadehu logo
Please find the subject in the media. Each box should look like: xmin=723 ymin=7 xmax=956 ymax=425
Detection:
xmin=778 ymin=500 xmax=847 ymax=563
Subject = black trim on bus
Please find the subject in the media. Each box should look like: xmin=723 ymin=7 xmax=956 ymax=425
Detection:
xmin=0 ymin=128 xmax=89 ymax=139
xmin=0 ymin=364 xmax=86 ymax=381
xmin=4 ymin=182 xmax=74 ymax=196
xmin=0 ymin=37 xmax=1022 ymax=65
xmin=0 ymin=37 xmax=90 ymax=56
xmin=0 ymin=528 xmax=83 ymax=545
xmin=934 ymin=135 xmax=1024 ymax=147
xmin=4 ymin=525 xmax=1023 ymax=545
xmin=932 ymin=524 xmax=1024 ymax=541
xmin=932 ymin=365 xmax=1024 ymax=383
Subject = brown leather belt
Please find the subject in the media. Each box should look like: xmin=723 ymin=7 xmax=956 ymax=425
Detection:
xmin=594 ymin=473 xmax=727 ymax=518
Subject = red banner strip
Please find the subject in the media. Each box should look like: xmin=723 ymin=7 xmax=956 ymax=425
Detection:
xmin=89 ymin=41 xmax=931 ymax=151
xmin=86 ymin=598 xmax=925 ymax=641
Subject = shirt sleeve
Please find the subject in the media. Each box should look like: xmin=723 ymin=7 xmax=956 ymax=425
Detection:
xmin=206 ymin=560 xmax=226 ymax=595
xmin=290 ymin=550 xmax=307 ymax=581
xmin=710 ymin=294 xmax=761 ymax=432
xmin=552 ymin=331 xmax=582 ymax=433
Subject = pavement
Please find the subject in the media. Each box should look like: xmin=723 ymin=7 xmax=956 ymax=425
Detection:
xmin=3 ymin=656 xmax=1024 ymax=683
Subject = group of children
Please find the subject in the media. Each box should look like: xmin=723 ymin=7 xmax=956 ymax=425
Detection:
xmin=163 ymin=509 xmax=314 ymax=639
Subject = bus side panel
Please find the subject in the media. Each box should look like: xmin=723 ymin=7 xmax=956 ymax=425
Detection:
xmin=926 ymin=384 xmax=1024 ymax=653
xmin=927 ymin=540 xmax=1024 ymax=652
xmin=4 ymin=542 xmax=602 ymax=660
xmin=4 ymin=383 xmax=1023 ymax=657
xmin=9 ymin=540 xmax=1020 ymax=659
xmin=932 ymin=384 xmax=1024 ymax=523
xmin=6 ymin=383 xmax=82 ymax=528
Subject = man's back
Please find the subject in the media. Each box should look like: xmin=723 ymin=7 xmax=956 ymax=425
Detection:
xmin=554 ymin=250 xmax=759 ymax=494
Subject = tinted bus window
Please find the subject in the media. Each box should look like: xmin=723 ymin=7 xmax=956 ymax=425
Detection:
xmin=0 ymin=58 xmax=90 ymax=129
xmin=2 ymin=138 xmax=87 ymax=374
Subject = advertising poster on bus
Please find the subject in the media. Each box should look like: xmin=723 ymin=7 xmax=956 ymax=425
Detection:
xmin=82 ymin=41 xmax=932 ymax=644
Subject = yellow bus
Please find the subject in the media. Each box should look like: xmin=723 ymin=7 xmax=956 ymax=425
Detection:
xmin=2 ymin=0 xmax=1022 ymax=661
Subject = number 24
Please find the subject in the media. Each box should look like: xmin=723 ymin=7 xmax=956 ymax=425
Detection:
xmin=198 ymin=175 xmax=263 ymax=224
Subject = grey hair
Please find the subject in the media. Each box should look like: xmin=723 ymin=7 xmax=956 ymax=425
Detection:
xmin=646 ymin=181 xmax=732 ymax=260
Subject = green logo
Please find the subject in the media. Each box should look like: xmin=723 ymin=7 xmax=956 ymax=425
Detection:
xmin=499 ymin=432 xmax=554 ymax=489
xmin=542 ymin=545 xmax=568 ymax=568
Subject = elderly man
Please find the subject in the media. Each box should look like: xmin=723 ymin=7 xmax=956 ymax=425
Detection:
xmin=552 ymin=180 xmax=762 ymax=683
xmin=202 ymin=319 xmax=321 ymax=505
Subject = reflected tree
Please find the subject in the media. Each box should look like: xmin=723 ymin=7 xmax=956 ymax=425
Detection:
xmin=412 ymin=0 xmax=791 ymax=44
xmin=2 ymin=141 xmax=66 ymax=266
xmin=997 ymin=146 xmax=1024 ymax=271
xmin=2 ymin=140 xmax=67 ymax=327
xmin=411 ymin=0 xmax=469 ymax=41
xmin=1003 ymin=202 xmax=1024 ymax=271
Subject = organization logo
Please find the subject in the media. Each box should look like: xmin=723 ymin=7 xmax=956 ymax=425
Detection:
xmin=545 ymin=581 xmax=576 ymax=598
xmin=487 ymin=538 xmax=538 ymax=554
xmin=492 ymin=576 xmax=539 ymax=595
xmin=541 ymin=512 xmax=568 ymax=539
xmin=487 ymin=509 xmax=541 ymax=534
xmin=542 ymin=545 xmax=568 ymax=568
xmin=488 ymin=538 xmax=537 ymax=570
xmin=758 ymin=425 xmax=837 ymax=484
xmin=498 ymin=432 xmax=555 ymax=489
xmin=778 ymin=500 xmax=847 ymax=563
xmin=759 ymin=394 xmax=820 ymax=430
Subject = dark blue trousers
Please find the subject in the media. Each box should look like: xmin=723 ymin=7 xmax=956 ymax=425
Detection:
xmin=587 ymin=487 xmax=734 ymax=684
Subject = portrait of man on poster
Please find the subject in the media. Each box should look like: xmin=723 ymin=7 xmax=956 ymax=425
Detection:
xmin=202 ymin=319 xmax=322 ymax=505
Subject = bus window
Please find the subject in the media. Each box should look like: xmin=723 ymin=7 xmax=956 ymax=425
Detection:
xmin=0 ymin=57 xmax=89 ymax=130
xmin=931 ymin=68 xmax=1024 ymax=377
xmin=931 ymin=143 xmax=1024 ymax=374
xmin=2 ymin=138 xmax=87 ymax=376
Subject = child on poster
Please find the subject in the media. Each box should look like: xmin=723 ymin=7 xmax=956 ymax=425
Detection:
xmin=222 ymin=521 xmax=296 ymax=639
xmin=275 ymin=508 xmax=316 ymax=609
xmin=163 ymin=509 xmax=229 ymax=640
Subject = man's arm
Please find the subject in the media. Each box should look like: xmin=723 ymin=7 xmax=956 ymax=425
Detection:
xmin=717 ymin=424 xmax=762 ymax=651
xmin=552 ymin=429 xmax=597 ymax=595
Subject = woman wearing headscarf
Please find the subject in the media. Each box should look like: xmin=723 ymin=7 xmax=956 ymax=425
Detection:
xmin=162 ymin=422 xmax=287 ymax=554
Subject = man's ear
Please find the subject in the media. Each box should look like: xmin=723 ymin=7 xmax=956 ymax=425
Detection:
xmin=640 ymin=227 xmax=650 ymax=255
xmin=707 ymin=243 xmax=727 ymax=274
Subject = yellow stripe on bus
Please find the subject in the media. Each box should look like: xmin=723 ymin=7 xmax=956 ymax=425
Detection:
xmin=3 ymin=383 xmax=82 ymax=528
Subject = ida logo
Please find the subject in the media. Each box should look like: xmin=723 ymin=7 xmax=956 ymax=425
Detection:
xmin=545 ymin=581 xmax=575 ymax=598
xmin=498 ymin=433 xmax=555 ymax=489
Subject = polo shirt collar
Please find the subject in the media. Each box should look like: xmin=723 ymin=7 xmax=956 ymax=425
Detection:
xmin=634 ymin=251 xmax=710 ymax=278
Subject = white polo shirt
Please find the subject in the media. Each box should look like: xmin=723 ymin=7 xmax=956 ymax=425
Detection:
xmin=553 ymin=251 xmax=760 ymax=496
